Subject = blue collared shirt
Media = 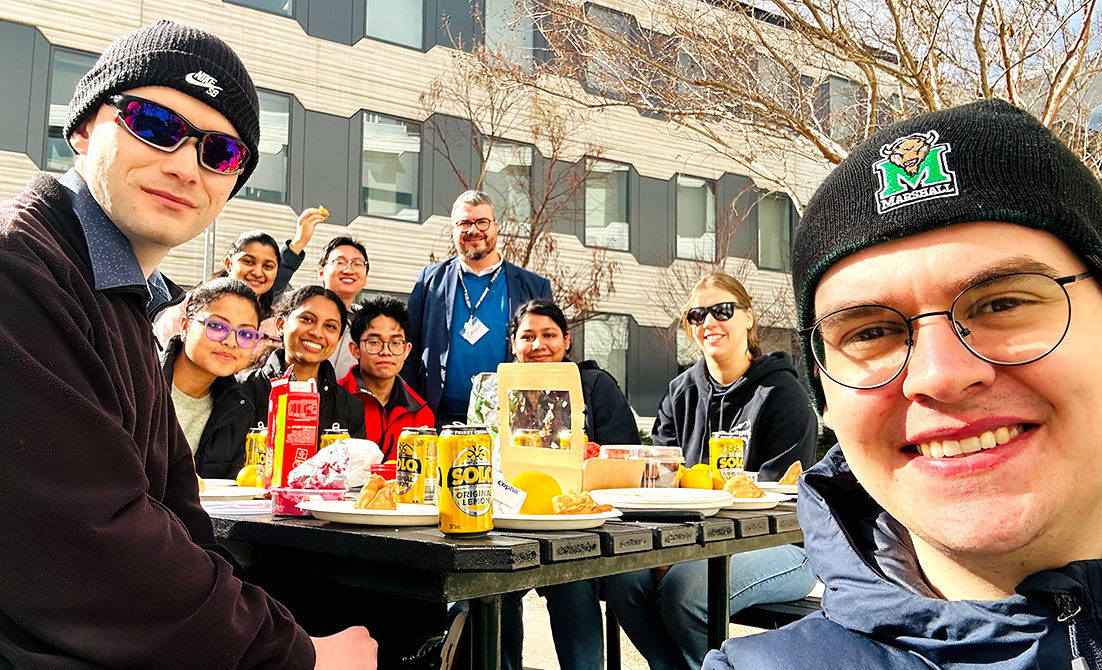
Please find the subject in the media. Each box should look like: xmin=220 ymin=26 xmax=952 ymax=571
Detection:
xmin=58 ymin=169 xmax=172 ymax=314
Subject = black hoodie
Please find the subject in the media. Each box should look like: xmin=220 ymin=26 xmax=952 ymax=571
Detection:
xmin=651 ymin=351 xmax=817 ymax=481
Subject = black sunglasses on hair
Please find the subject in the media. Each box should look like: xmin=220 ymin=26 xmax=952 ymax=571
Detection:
xmin=110 ymin=95 xmax=249 ymax=175
xmin=685 ymin=301 xmax=746 ymax=326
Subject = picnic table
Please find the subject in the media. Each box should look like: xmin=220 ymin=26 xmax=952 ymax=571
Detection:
xmin=210 ymin=503 xmax=802 ymax=670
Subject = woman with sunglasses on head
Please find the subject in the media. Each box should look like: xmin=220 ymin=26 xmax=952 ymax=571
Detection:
xmin=239 ymin=285 xmax=365 ymax=445
xmin=159 ymin=278 xmax=266 ymax=479
xmin=604 ymin=272 xmax=818 ymax=670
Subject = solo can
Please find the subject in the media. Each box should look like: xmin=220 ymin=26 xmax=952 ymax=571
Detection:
xmin=708 ymin=430 xmax=745 ymax=482
xmin=396 ymin=426 xmax=437 ymax=505
xmin=438 ymin=424 xmax=494 ymax=537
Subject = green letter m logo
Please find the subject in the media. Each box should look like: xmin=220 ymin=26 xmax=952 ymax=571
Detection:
xmin=873 ymin=132 xmax=958 ymax=213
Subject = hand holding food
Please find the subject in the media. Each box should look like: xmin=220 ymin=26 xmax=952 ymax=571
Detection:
xmin=354 ymin=474 xmax=396 ymax=510
xmin=289 ymin=205 xmax=328 ymax=253
xmin=778 ymin=460 xmax=803 ymax=485
xmin=723 ymin=473 xmax=765 ymax=498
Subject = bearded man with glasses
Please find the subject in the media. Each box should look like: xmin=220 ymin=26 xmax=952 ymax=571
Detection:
xmin=705 ymin=101 xmax=1102 ymax=670
xmin=0 ymin=20 xmax=376 ymax=670
xmin=404 ymin=189 xmax=552 ymax=427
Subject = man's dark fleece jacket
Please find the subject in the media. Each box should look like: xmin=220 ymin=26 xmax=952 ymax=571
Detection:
xmin=651 ymin=351 xmax=818 ymax=481
xmin=0 ymin=174 xmax=313 ymax=668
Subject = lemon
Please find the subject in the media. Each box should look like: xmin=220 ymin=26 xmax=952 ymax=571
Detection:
xmin=511 ymin=471 xmax=563 ymax=515
xmin=712 ymin=475 xmax=726 ymax=490
xmin=236 ymin=464 xmax=259 ymax=488
xmin=680 ymin=464 xmax=713 ymax=490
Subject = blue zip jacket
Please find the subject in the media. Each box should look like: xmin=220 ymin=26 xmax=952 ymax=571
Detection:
xmin=402 ymin=257 xmax=552 ymax=413
xmin=704 ymin=446 xmax=1102 ymax=669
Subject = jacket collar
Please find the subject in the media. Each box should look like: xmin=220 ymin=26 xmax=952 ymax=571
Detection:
xmin=338 ymin=365 xmax=427 ymax=414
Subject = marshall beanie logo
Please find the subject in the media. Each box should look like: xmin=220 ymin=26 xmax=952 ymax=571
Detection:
xmin=873 ymin=131 xmax=958 ymax=213
xmin=184 ymin=70 xmax=223 ymax=97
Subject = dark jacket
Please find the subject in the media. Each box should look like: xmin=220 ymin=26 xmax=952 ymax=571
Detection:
xmin=651 ymin=352 xmax=817 ymax=481
xmin=578 ymin=360 xmax=640 ymax=445
xmin=240 ymin=349 xmax=367 ymax=446
xmin=704 ymin=447 xmax=1102 ymax=669
xmin=0 ymin=173 xmax=312 ymax=668
xmin=337 ymin=364 xmax=435 ymax=460
xmin=402 ymin=257 xmax=553 ymax=412
xmin=159 ymin=337 xmax=257 ymax=479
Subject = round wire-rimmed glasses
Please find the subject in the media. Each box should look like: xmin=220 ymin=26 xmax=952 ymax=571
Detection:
xmin=800 ymin=271 xmax=1095 ymax=390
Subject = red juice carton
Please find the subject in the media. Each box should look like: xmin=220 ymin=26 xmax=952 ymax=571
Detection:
xmin=263 ymin=376 xmax=320 ymax=488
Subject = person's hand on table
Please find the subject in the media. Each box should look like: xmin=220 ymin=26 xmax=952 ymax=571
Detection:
xmin=289 ymin=206 xmax=328 ymax=254
xmin=312 ymin=626 xmax=378 ymax=669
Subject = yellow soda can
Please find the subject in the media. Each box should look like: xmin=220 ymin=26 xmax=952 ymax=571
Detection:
xmin=318 ymin=423 xmax=351 ymax=451
xmin=396 ymin=427 xmax=437 ymax=504
xmin=245 ymin=423 xmax=268 ymax=468
xmin=708 ymin=430 xmax=746 ymax=483
xmin=438 ymin=424 xmax=494 ymax=537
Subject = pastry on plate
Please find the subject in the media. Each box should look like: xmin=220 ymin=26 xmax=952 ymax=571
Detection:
xmin=778 ymin=461 xmax=803 ymax=486
xmin=355 ymin=474 xmax=396 ymax=510
xmin=552 ymin=492 xmax=613 ymax=515
xmin=724 ymin=473 xmax=765 ymax=498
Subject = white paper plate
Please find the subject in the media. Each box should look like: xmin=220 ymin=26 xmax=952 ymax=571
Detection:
xmin=590 ymin=488 xmax=733 ymax=516
xmin=723 ymin=491 xmax=789 ymax=510
xmin=201 ymin=500 xmax=273 ymax=515
xmin=199 ymin=486 xmax=266 ymax=501
xmin=202 ymin=478 xmax=238 ymax=487
xmin=298 ymin=500 xmax=439 ymax=526
xmin=756 ymin=482 xmax=798 ymax=495
xmin=493 ymin=509 xmax=622 ymax=531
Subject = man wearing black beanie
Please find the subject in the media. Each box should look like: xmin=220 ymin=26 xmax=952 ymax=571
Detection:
xmin=0 ymin=20 xmax=376 ymax=669
xmin=704 ymin=99 xmax=1102 ymax=669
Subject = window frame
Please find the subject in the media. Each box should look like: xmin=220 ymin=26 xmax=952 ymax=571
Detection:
xmin=43 ymin=46 xmax=98 ymax=174
xmin=239 ymin=87 xmax=293 ymax=205
xmin=583 ymin=156 xmax=631 ymax=251
xmin=480 ymin=136 xmax=535 ymax=232
xmin=224 ymin=0 xmax=295 ymax=19
xmin=757 ymin=192 xmax=793 ymax=272
xmin=674 ymin=174 xmax=718 ymax=262
xmin=359 ymin=109 xmax=423 ymax=223
xmin=582 ymin=312 xmax=631 ymax=394
xmin=364 ymin=0 xmax=426 ymax=50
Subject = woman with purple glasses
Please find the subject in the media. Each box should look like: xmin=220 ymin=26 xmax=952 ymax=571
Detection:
xmin=159 ymin=278 xmax=265 ymax=479
xmin=604 ymin=272 xmax=819 ymax=670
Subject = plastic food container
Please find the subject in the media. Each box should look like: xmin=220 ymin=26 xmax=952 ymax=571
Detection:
xmin=600 ymin=445 xmax=645 ymax=460
xmin=270 ymin=487 xmax=346 ymax=516
xmin=640 ymin=446 xmax=685 ymax=488
xmin=370 ymin=462 xmax=397 ymax=481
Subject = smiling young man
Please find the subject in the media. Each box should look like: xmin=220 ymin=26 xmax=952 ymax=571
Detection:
xmin=403 ymin=190 xmax=552 ymax=426
xmin=317 ymin=235 xmax=368 ymax=374
xmin=704 ymin=100 xmax=1102 ymax=669
xmin=0 ymin=20 xmax=375 ymax=669
xmin=338 ymin=296 xmax=433 ymax=459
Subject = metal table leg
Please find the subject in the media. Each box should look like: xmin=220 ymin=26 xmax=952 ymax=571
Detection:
xmin=469 ymin=595 xmax=501 ymax=670
xmin=707 ymin=554 xmax=731 ymax=651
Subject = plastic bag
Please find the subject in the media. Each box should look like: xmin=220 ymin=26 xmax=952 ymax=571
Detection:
xmin=286 ymin=438 xmax=383 ymax=489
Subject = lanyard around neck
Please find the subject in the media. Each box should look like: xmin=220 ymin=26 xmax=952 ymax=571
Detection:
xmin=458 ymin=263 xmax=504 ymax=315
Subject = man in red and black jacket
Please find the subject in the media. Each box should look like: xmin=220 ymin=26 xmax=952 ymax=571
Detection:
xmin=339 ymin=296 xmax=434 ymax=460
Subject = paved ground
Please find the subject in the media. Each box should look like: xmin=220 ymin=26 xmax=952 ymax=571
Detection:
xmin=520 ymin=590 xmax=760 ymax=670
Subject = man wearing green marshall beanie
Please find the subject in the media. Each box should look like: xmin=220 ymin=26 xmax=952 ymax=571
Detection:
xmin=703 ymin=99 xmax=1102 ymax=669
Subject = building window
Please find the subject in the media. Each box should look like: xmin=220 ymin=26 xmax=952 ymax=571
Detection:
xmin=240 ymin=90 xmax=291 ymax=203
xmin=226 ymin=0 xmax=293 ymax=17
xmin=45 ymin=49 xmax=97 ymax=173
xmin=676 ymin=327 xmax=699 ymax=374
xmin=584 ymin=313 xmax=629 ymax=392
xmin=676 ymin=175 xmax=716 ymax=261
xmin=758 ymin=194 xmax=793 ymax=272
xmin=482 ymin=139 xmax=532 ymax=232
xmin=366 ymin=0 xmax=423 ymax=49
xmin=485 ymin=0 xmax=535 ymax=68
xmin=585 ymin=159 xmax=629 ymax=250
xmin=361 ymin=112 xmax=421 ymax=222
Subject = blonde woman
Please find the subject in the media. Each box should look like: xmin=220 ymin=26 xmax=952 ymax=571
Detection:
xmin=605 ymin=272 xmax=818 ymax=670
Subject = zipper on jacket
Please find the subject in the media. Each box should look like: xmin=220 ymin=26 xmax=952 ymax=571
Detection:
xmin=1057 ymin=593 xmax=1102 ymax=670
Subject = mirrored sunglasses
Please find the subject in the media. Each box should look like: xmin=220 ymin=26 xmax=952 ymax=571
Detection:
xmin=110 ymin=95 xmax=249 ymax=175
xmin=190 ymin=317 xmax=263 ymax=349
xmin=685 ymin=301 xmax=746 ymax=326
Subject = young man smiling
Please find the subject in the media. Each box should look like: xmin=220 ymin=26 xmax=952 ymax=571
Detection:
xmin=318 ymin=235 xmax=369 ymax=374
xmin=0 ymin=20 xmax=375 ymax=669
xmin=705 ymin=101 xmax=1102 ymax=669
xmin=338 ymin=296 xmax=434 ymax=459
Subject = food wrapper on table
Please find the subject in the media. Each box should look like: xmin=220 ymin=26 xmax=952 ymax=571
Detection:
xmin=286 ymin=438 xmax=383 ymax=489
xmin=262 ymin=373 xmax=320 ymax=489
xmin=494 ymin=362 xmax=643 ymax=493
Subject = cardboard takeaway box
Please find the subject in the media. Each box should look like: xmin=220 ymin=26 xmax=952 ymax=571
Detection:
xmin=494 ymin=362 xmax=643 ymax=492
